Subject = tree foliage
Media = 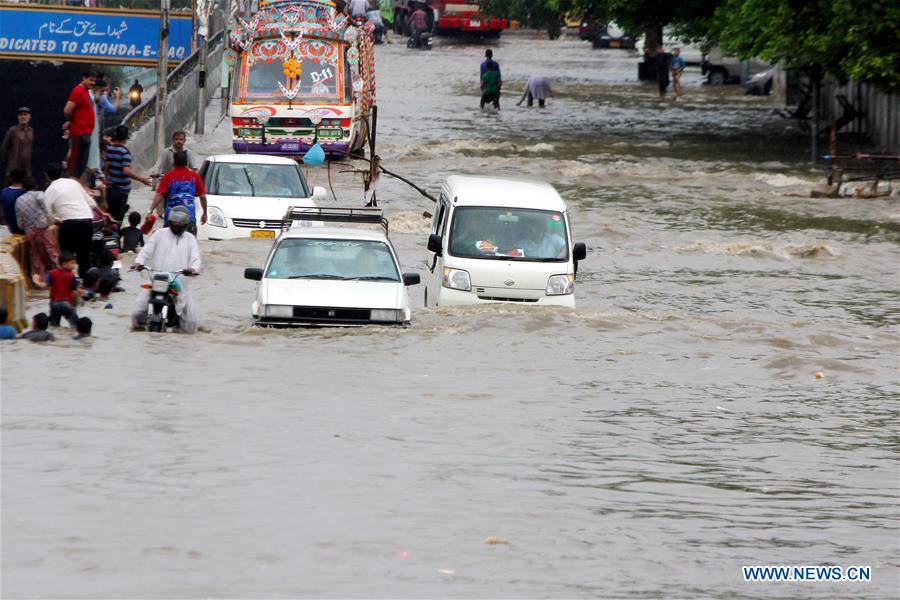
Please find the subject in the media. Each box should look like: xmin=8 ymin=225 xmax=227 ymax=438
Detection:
xmin=710 ymin=0 xmax=900 ymax=89
xmin=480 ymin=0 xmax=900 ymax=90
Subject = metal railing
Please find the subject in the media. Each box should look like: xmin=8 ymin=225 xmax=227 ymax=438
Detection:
xmin=122 ymin=28 xmax=225 ymax=133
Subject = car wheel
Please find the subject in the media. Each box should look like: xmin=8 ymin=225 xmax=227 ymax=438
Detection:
xmin=708 ymin=69 xmax=727 ymax=85
xmin=763 ymin=79 xmax=773 ymax=95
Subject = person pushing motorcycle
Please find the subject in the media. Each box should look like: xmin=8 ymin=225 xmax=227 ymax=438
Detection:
xmin=130 ymin=206 xmax=201 ymax=333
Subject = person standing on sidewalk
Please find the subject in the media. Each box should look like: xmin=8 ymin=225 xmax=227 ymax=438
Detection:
xmin=105 ymin=125 xmax=151 ymax=223
xmin=45 ymin=162 xmax=111 ymax=276
xmin=63 ymin=70 xmax=98 ymax=177
xmin=1 ymin=107 xmax=34 ymax=177
xmin=87 ymin=76 xmax=121 ymax=172
xmin=15 ymin=176 xmax=59 ymax=285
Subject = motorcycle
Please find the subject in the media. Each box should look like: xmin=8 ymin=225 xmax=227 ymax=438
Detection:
xmin=407 ymin=30 xmax=432 ymax=50
xmin=136 ymin=267 xmax=196 ymax=332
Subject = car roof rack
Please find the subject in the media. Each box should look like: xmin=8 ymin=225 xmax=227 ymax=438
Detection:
xmin=282 ymin=206 xmax=389 ymax=234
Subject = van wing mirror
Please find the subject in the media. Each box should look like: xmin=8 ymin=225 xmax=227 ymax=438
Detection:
xmin=403 ymin=272 xmax=421 ymax=286
xmin=311 ymin=186 xmax=327 ymax=200
xmin=573 ymin=242 xmax=587 ymax=262
xmin=427 ymin=233 xmax=443 ymax=256
xmin=244 ymin=267 xmax=263 ymax=281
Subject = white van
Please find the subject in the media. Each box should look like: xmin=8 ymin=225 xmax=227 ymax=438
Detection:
xmin=424 ymin=176 xmax=586 ymax=308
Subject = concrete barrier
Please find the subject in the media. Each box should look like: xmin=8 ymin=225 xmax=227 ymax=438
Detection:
xmin=0 ymin=237 xmax=29 ymax=332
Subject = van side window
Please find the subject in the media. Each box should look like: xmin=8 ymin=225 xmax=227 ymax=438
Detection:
xmin=437 ymin=203 xmax=449 ymax=237
xmin=432 ymin=197 xmax=447 ymax=235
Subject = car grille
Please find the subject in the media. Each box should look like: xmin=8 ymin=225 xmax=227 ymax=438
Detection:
xmin=232 ymin=218 xmax=286 ymax=230
xmin=477 ymin=296 xmax=539 ymax=303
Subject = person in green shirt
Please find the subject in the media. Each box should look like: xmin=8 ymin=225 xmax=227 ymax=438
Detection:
xmin=480 ymin=61 xmax=502 ymax=110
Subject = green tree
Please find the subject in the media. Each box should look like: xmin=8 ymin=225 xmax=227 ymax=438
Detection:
xmin=710 ymin=0 xmax=900 ymax=89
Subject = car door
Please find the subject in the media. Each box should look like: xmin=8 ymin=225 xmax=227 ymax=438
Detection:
xmin=425 ymin=195 xmax=449 ymax=307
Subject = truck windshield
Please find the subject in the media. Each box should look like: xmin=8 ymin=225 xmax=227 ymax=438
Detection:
xmin=266 ymin=239 xmax=400 ymax=281
xmin=449 ymin=207 xmax=569 ymax=261
xmin=237 ymin=39 xmax=343 ymax=103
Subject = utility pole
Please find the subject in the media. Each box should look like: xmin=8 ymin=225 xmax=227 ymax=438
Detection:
xmin=195 ymin=0 xmax=209 ymax=134
xmin=221 ymin=0 xmax=231 ymax=113
xmin=154 ymin=0 xmax=171 ymax=159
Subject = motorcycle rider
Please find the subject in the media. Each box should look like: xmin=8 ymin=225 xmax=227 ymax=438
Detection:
xmin=130 ymin=206 xmax=201 ymax=333
xmin=410 ymin=3 xmax=429 ymax=48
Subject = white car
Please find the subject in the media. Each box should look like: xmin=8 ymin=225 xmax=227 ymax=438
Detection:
xmin=424 ymin=175 xmax=586 ymax=308
xmin=243 ymin=208 xmax=420 ymax=326
xmin=198 ymin=154 xmax=327 ymax=241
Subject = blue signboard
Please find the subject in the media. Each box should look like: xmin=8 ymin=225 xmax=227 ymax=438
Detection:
xmin=0 ymin=3 xmax=193 ymax=67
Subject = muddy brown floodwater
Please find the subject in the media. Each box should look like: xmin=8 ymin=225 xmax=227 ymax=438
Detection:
xmin=2 ymin=35 xmax=898 ymax=599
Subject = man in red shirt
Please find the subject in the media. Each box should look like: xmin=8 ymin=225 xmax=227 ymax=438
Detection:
xmin=147 ymin=150 xmax=208 ymax=235
xmin=63 ymin=70 xmax=98 ymax=177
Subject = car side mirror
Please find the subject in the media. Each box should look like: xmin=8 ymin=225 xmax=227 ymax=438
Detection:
xmin=312 ymin=186 xmax=327 ymax=200
xmin=427 ymin=233 xmax=443 ymax=256
xmin=403 ymin=272 xmax=421 ymax=286
xmin=573 ymin=242 xmax=587 ymax=262
xmin=244 ymin=267 xmax=263 ymax=281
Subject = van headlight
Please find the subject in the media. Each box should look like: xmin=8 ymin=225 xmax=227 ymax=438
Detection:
xmin=371 ymin=309 xmax=401 ymax=322
xmin=442 ymin=267 xmax=471 ymax=291
xmin=207 ymin=206 xmax=227 ymax=228
xmin=265 ymin=304 xmax=293 ymax=318
xmin=546 ymin=274 xmax=574 ymax=295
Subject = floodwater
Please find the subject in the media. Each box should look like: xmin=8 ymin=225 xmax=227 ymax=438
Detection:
xmin=2 ymin=35 xmax=899 ymax=599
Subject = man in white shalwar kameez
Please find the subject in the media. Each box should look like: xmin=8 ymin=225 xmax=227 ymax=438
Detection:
xmin=131 ymin=206 xmax=202 ymax=333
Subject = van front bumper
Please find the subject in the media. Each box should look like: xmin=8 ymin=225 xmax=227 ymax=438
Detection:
xmin=437 ymin=287 xmax=575 ymax=308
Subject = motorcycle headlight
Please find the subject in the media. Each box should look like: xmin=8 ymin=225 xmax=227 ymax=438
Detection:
xmin=265 ymin=304 xmax=293 ymax=318
xmin=207 ymin=206 xmax=227 ymax=228
xmin=546 ymin=274 xmax=575 ymax=295
xmin=442 ymin=267 xmax=471 ymax=291
xmin=371 ymin=309 xmax=401 ymax=322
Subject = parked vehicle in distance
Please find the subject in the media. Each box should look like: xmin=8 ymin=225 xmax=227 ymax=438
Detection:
xmin=424 ymin=176 xmax=586 ymax=308
xmin=591 ymin=23 xmax=636 ymax=49
xmin=702 ymin=48 xmax=771 ymax=85
xmin=244 ymin=207 xmax=419 ymax=326
xmin=199 ymin=154 xmax=326 ymax=241
xmin=741 ymin=68 xmax=775 ymax=95
xmin=393 ymin=0 xmax=508 ymax=38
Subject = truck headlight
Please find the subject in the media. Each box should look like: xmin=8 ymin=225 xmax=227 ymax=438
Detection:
xmin=371 ymin=309 xmax=401 ymax=322
xmin=265 ymin=304 xmax=293 ymax=318
xmin=546 ymin=274 xmax=574 ymax=295
xmin=207 ymin=206 xmax=227 ymax=228
xmin=442 ymin=267 xmax=471 ymax=291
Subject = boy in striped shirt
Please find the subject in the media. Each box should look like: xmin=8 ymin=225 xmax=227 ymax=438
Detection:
xmin=104 ymin=125 xmax=152 ymax=222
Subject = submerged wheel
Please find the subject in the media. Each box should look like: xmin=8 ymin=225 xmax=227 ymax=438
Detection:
xmin=708 ymin=68 xmax=727 ymax=85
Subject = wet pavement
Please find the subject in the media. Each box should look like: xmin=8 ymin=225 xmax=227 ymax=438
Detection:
xmin=2 ymin=35 xmax=899 ymax=599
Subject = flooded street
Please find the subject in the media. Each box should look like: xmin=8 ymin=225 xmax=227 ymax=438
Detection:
xmin=3 ymin=36 xmax=899 ymax=598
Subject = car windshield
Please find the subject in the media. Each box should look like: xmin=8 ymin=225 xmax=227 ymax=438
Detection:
xmin=266 ymin=238 xmax=400 ymax=281
xmin=448 ymin=207 xmax=569 ymax=261
xmin=209 ymin=163 xmax=309 ymax=197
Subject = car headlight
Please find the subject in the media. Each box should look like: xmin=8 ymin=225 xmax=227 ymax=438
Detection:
xmin=265 ymin=304 xmax=293 ymax=318
xmin=207 ymin=206 xmax=227 ymax=228
xmin=546 ymin=274 xmax=575 ymax=295
xmin=371 ymin=308 xmax=401 ymax=322
xmin=442 ymin=267 xmax=471 ymax=291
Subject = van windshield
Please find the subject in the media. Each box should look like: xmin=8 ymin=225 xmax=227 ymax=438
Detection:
xmin=448 ymin=207 xmax=569 ymax=261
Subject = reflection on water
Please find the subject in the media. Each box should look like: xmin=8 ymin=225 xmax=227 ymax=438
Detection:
xmin=2 ymin=35 xmax=898 ymax=599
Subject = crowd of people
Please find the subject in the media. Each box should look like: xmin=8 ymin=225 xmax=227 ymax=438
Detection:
xmin=0 ymin=68 xmax=206 ymax=342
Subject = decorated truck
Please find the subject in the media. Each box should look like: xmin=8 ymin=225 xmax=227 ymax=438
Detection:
xmin=226 ymin=0 xmax=376 ymax=158
xmin=392 ymin=1 xmax=508 ymax=38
